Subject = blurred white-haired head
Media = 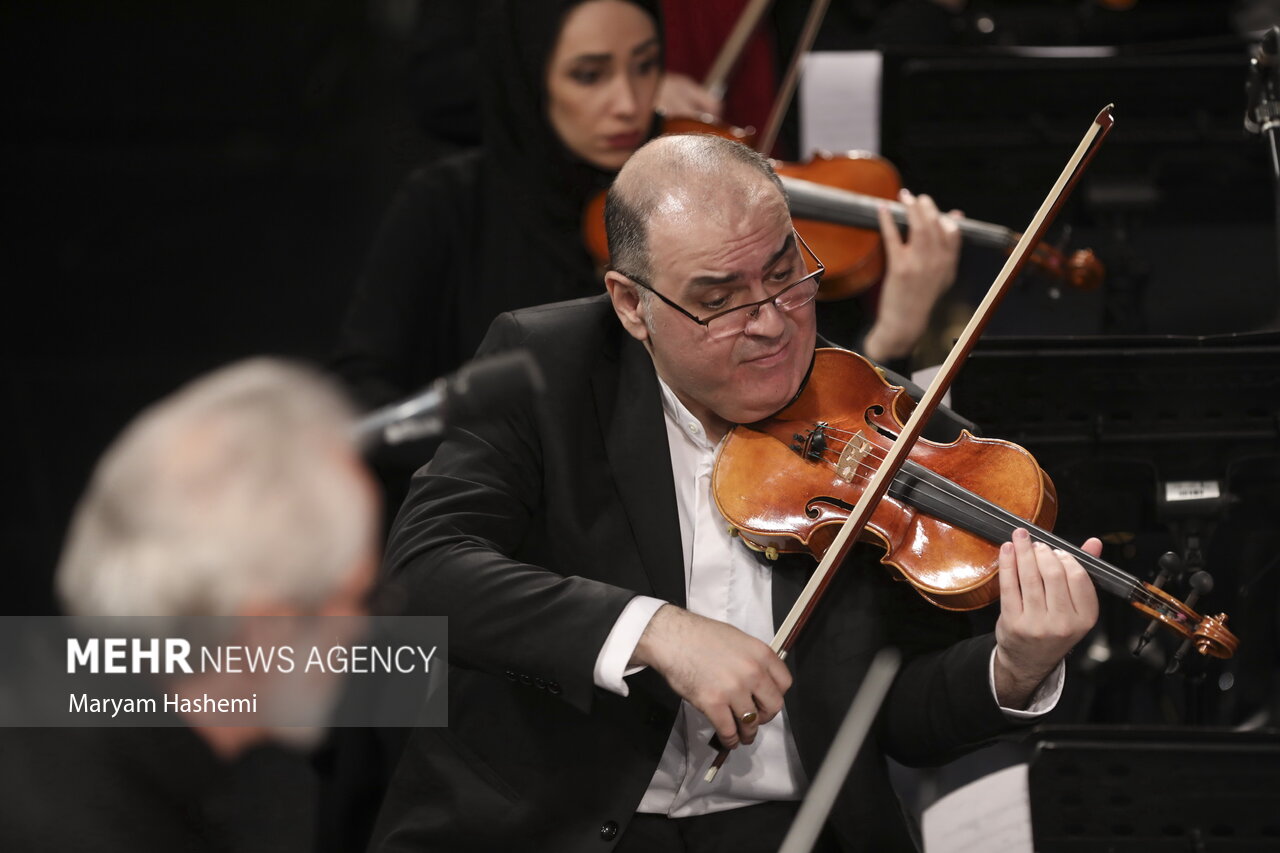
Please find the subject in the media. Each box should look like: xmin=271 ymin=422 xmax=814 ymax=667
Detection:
xmin=56 ymin=357 xmax=379 ymax=638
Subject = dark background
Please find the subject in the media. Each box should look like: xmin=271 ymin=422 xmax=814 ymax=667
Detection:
xmin=3 ymin=1 xmax=433 ymax=615
xmin=4 ymin=0 xmax=1278 ymax=729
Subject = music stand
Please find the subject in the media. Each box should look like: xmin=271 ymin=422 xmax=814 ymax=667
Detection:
xmin=950 ymin=329 xmax=1280 ymax=515
xmin=920 ymin=725 xmax=1280 ymax=853
xmin=1026 ymin=725 xmax=1280 ymax=852
xmin=948 ymin=331 xmax=1280 ymax=481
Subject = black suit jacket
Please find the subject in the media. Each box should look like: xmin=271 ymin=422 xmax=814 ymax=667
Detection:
xmin=370 ymin=296 xmax=1017 ymax=853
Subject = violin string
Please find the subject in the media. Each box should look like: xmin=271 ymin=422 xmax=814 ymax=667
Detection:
xmin=812 ymin=430 xmax=1159 ymax=602
xmin=901 ymin=463 xmax=1168 ymax=610
xmin=784 ymin=426 xmax=1173 ymax=613
xmin=829 ymin=448 xmax=1176 ymax=616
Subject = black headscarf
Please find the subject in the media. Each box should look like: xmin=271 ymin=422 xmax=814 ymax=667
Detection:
xmin=463 ymin=0 xmax=663 ymax=350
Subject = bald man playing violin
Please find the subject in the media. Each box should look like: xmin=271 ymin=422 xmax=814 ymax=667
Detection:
xmin=371 ymin=134 xmax=1101 ymax=853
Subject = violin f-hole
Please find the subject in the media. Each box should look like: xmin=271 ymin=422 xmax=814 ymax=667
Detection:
xmin=806 ymin=495 xmax=855 ymax=518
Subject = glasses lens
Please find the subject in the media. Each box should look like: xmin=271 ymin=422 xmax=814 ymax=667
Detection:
xmin=705 ymin=312 xmax=748 ymax=340
xmin=704 ymin=275 xmax=820 ymax=340
xmin=776 ymin=275 xmax=820 ymax=311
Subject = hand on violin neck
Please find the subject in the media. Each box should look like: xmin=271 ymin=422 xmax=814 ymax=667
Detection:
xmin=993 ymin=528 xmax=1102 ymax=710
xmin=863 ymin=189 xmax=962 ymax=363
xmin=630 ymin=604 xmax=790 ymax=749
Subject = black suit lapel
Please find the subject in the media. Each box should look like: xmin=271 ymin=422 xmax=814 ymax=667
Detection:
xmin=591 ymin=334 xmax=687 ymax=610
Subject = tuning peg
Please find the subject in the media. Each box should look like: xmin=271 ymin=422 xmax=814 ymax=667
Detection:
xmin=1133 ymin=552 xmax=1182 ymax=657
xmin=1166 ymin=571 xmax=1215 ymax=674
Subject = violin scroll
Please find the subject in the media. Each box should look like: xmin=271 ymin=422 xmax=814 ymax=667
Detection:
xmin=1193 ymin=613 xmax=1239 ymax=659
xmin=1131 ymin=582 xmax=1238 ymax=660
xmin=1065 ymin=248 xmax=1105 ymax=291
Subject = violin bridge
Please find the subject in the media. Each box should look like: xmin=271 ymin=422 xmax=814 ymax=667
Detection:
xmin=836 ymin=432 xmax=872 ymax=483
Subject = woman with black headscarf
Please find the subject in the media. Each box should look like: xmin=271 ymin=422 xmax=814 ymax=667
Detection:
xmin=332 ymin=0 xmax=664 ymax=409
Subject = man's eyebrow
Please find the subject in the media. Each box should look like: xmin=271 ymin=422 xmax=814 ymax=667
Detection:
xmin=688 ymin=273 xmax=738 ymax=288
xmin=686 ymin=233 xmax=795 ymax=289
xmin=764 ymin=233 xmax=796 ymax=272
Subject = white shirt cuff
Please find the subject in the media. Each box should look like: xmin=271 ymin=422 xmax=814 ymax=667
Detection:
xmin=989 ymin=649 xmax=1064 ymax=719
xmin=593 ymin=596 xmax=668 ymax=697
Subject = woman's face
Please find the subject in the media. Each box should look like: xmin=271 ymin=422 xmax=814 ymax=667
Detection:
xmin=545 ymin=0 xmax=661 ymax=171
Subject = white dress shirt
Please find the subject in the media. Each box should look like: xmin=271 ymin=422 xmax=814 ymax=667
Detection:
xmin=592 ymin=377 xmax=1063 ymax=818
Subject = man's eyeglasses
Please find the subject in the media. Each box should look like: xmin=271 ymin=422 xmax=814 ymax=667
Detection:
xmin=616 ymin=229 xmax=825 ymax=341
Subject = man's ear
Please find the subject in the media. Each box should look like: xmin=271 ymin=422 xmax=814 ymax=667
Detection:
xmin=605 ymin=272 xmax=650 ymax=343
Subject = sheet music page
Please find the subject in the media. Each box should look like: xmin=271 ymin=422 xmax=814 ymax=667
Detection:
xmin=921 ymin=764 xmax=1033 ymax=853
xmin=799 ymin=51 xmax=881 ymax=156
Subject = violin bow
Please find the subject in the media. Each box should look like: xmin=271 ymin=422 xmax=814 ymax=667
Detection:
xmin=703 ymin=0 xmax=775 ymax=103
xmin=757 ymin=0 xmax=831 ymax=156
xmin=704 ymin=105 xmax=1116 ymax=783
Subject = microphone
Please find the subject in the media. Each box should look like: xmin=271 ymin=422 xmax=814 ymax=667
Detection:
xmin=1246 ymin=26 xmax=1280 ymax=176
xmin=353 ymin=349 xmax=544 ymax=449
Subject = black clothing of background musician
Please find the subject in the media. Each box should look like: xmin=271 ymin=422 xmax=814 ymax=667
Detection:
xmin=0 ymin=725 xmax=316 ymax=853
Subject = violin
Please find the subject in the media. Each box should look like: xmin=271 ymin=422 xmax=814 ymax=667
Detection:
xmin=581 ymin=139 xmax=1103 ymax=301
xmin=712 ymin=347 xmax=1239 ymax=659
xmin=580 ymin=127 xmax=1103 ymax=301
xmin=777 ymin=152 xmax=1104 ymax=300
